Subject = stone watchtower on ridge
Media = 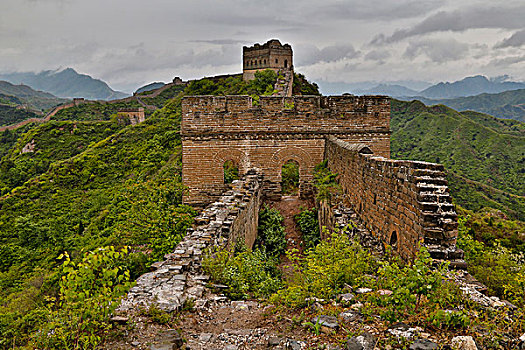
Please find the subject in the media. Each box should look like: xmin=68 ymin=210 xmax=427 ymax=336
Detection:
xmin=242 ymin=39 xmax=293 ymax=81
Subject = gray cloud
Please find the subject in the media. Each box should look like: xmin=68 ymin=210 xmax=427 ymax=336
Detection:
xmin=494 ymin=30 xmax=525 ymax=48
xmin=403 ymin=39 xmax=469 ymax=63
xmin=310 ymin=0 xmax=441 ymax=21
xmin=0 ymin=0 xmax=524 ymax=91
xmin=364 ymin=50 xmax=391 ymax=63
xmin=191 ymin=39 xmax=249 ymax=45
xmin=487 ymin=55 xmax=525 ymax=67
xmin=372 ymin=5 xmax=525 ymax=44
xmin=295 ymin=44 xmax=360 ymax=66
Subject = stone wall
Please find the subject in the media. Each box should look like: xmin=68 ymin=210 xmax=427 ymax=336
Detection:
xmin=117 ymin=107 xmax=145 ymax=125
xmin=120 ymin=174 xmax=262 ymax=312
xmin=181 ymin=95 xmax=390 ymax=206
xmin=324 ymin=136 xmax=462 ymax=261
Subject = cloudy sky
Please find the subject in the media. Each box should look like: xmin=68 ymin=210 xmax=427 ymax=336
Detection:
xmin=0 ymin=0 xmax=524 ymax=92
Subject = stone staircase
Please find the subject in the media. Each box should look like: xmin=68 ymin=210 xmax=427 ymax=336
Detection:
xmin=273 ymin=69 xmax=293 ymax=97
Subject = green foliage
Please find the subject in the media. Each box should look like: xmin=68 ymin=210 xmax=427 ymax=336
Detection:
xmin=0 ymin=105 xmax=40 ymax=126
xmin=292 ymin=73 xmax=321 ymax=96
xmin=256 ymin=206 xmax=286 ymax=258
xmin=271 ymin=232 xmax=377 ymax=308
xmin=144 ymin=304 xmax=171 ymax=325
xmin=457 ymin=215 xmax=525 ymax=306
xmin=34 ymin=247 xmax=132 ymax=349
xmin=373 ymin=248 xmax=451 ymax=322
xmin=416 ymin=88 xmax=525 ymax=123
xmin=223 ymin=159 xmax=239 ymax=184
xmin=428 ymin=309 xmax=470 ymax=330
xmin=391 ymin=99 xmax=525 ymax=220
xmin=313 ymin=160 xmax=340 ymax=203
xmin=52 ymin=101 xmax=146 ymax=122
xmin=281 ymin=160 xmax=299 ymax=195
xmin=202 ymin=247 xmax=282 ymax=300
xmin=0 ymin=120 xmax=125 ymax=194
xmin=184 ymin=70 xmax=277 ymax=97
xmin=295 ymin=207 xmax=320 ymax=250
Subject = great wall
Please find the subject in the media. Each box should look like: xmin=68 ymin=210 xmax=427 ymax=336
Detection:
xmin=118 ymin=40 xmax=467 ymax=317
xmin=3 ymin=39 xmax=470 ymax=303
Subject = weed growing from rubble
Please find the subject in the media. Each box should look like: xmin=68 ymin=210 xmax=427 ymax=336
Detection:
xmin=203 ymin=247 xmax=282 ymax=300
xmin=270 ymin=232 xmax=377 ymax=308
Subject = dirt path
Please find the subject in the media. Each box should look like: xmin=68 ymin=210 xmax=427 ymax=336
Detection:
xmin=267 ymin=195 xmax=314 ymax=260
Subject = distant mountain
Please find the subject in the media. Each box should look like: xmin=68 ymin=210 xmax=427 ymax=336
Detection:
xmin=0 ymin=80 xmax=67 ymax=111
xmin=316 ymin=80 xmax=432 ymax=95
xmin=0 ymin=68 xmax=129 ymax=101
xmin=419 ymin=75 xmax=525 ymax=99
xmin=402 ymin=89 xmax=525 ymax=123
xmin=135 ymin=82 xmax=166 ymax=95
xmin=354 ymin=84 xmax=419 ymax=97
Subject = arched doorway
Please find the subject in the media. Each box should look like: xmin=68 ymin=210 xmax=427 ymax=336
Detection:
xmin=223 ymin=159 xmax=239 ymax=184
xmin=281 ymin=159 xmax=299 ymax=196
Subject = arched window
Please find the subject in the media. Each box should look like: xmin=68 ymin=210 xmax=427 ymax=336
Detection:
xmin=223 ymin=160 xmax=239 ymax=184
xmin=284 ymin=59 xmax=288 ymax=68
xmin=263 ymin=59 xmax=266 ymax=65
xmin=275 ymin=58 xmax=278 ymax=64
xmin=254 ymin=60 xmax=257 ymax=66
xmin=259 ymin=59 xmax=262 ymax=65
xmin=281 ymin=159 xmax=299 ymax=195
xmin=390 ymin=231 xmax=398 ymax=248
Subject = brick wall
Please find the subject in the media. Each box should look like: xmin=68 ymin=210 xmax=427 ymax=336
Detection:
xmin=181 ymin=95 xmax=390 ymax=206
xmin=324 ymin=136 xmax=460 ymax=260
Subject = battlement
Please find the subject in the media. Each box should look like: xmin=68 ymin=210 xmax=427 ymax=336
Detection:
xmin=181 ymin=95 xmax=390 ymax=137
xmin=243 ymin=39 xmax=293 ymax=80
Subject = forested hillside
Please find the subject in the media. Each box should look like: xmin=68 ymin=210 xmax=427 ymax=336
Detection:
xmin=391 ymin=99 xmax=525 ymax=220
xmin=0 ymin=72 xmax=523 ymax=348
xmin=410 ymin=88 xmax=525 ymax=122
xmin=0 ymin=70 xmax=321 ymax=347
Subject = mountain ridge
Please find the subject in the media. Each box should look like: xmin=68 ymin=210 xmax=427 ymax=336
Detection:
xmin=0 ymin=68 xmax=129 ymax=101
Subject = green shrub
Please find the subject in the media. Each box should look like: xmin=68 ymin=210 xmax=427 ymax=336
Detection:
xmin=374 ymin=247 xmax=451 ymax=322
xmin=295 ymin=207 xmax=320 ymax=250
xmin=313 ymin=160 xmax=340 ymax=203
xmin=33 ymin=247 xmax=133 ymax=349
xmin=203 ymin=248 xmax=281 ymax=300
xmin=256 ymin=206 xmax=286 ymax=258
xmin=457 ymin=215 xmax=525 ymax=306
xmin=271 ymin=232 xmax=376 ymax=307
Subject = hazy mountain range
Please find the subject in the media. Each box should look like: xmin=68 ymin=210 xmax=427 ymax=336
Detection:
xmin=0 ymin=68 xmax=128 ymax=101
xmin=319 ymin=75 xmax=525 ymax=100
xmin=0 ymin=80 xmax=67 ymax=111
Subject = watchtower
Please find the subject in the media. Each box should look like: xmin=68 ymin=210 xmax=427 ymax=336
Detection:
xmin=243 ymin=39 xmax=293 ymax=81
